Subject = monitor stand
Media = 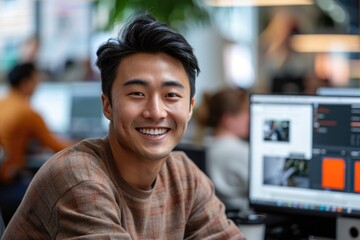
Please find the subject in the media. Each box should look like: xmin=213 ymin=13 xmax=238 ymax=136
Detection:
xmin=336 ymin=217 xmax=360 ymax=240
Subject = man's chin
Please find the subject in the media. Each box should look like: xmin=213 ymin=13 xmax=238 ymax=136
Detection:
xmin=136 ymin=139 xmax=180 ymax=161
xmin=146 ymin=151 xmax=171 ymax=161
xmin=140 ymin=147 xmax=174 ymax=161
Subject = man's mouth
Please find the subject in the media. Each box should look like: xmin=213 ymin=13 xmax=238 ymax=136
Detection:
xmin=136 ymin=128 xmax=169 ymax=136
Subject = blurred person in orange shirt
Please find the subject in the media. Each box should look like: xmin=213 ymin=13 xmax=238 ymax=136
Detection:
xmin=0 ymin=62 xmax=73 ymax=225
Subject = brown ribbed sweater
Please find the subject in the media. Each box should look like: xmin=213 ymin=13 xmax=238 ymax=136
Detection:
xmin=3 ymin=137 xmax=245 ymax=239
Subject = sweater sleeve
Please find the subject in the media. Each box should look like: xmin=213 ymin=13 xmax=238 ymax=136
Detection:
xmin=53 ymin=180 xmax=132 ymax=239
xmin=184 ymin=163 xmax=246 ymax=240
xmin=2 ymin=147 xmax=133 ymax=240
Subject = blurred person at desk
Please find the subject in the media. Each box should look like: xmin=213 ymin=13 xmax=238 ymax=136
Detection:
xmin=195 ymin=88 xmax=250 ymax=212
xmin=0 ymin=62 xmax=73 ymax=225
xmin=2 ymin=13 xmax=244 ymax=239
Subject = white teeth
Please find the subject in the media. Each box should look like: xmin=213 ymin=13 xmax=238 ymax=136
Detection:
xmin=138 ymin=128 xmax=167 ymax=136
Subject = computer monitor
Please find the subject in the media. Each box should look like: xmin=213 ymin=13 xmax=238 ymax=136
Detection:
xmin=31 ymin=81 xmax=109 ymax=138
xmin=68 ymin=82 xmax=108 ymax=139
xmin=249 ymin=94 xmax=360 ymax=238
xmin=317 ymin=87 xmax=360 ymax=97
xmin=31 ymin=82 xmax=72 ymax=134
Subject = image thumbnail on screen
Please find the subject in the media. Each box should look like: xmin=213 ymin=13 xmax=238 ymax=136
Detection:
xmin=264 ymin=120 xmax=290 ymax=142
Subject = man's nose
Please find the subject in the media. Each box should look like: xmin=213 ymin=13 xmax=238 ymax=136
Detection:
xmin=142 ymin=95 xmax=167 ymax=121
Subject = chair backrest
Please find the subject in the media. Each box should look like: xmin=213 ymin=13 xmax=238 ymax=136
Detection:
xmin=174 ymin=143 xmax=207 ymax=176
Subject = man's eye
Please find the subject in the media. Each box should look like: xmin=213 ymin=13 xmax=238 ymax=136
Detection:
xmin=166 ymin=93 xmax=181 ymax=98
xmin=129 ymin=92 xmax=144 ymax=96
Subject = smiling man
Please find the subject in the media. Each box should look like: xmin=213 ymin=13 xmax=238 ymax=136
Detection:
xmin=3 ymin=13 xmax=245 ymax=239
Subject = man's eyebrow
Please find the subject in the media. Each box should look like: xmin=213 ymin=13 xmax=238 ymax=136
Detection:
xmin=123 ymin=79 xmax=148 ymax=86
xmin=162 ymin=80 xmax=185 ymax=89
xmin=123 ymin=79 xmax=185 ymax=89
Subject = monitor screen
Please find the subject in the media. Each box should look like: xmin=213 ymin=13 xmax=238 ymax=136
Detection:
xmin=69 ymin=81 xmax=108 ymax=139
xmin=249 ymin=94 xmax=360 ymax=218
xmin=31 ymin=81 xmax=109 ymax=137
xmin=31 ymin=82 xmax=72 ymax=134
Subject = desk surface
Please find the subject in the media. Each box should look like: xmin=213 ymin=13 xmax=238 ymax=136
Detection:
xmin=262 ymin=213 xmax=336 ymax=240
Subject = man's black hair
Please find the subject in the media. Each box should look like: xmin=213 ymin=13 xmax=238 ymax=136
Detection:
xmin=96 ymin=12 xmax=200 ymax=105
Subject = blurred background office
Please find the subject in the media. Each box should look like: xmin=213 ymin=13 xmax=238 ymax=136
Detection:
xmin=0 ymin=0 xmax=359 ymax=227
xmin=0 ymin=0 xmax=358 ymax=96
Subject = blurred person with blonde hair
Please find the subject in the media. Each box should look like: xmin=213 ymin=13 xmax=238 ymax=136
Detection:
xmin=194 ymin=87 xmax=250 ymax=212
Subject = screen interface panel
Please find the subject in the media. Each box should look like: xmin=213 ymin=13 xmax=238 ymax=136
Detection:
xmin=249 ymin=94 xmax=360 ymax=216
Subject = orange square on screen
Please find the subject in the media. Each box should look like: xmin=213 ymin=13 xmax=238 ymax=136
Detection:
xmin=322 ymin=158 xmax=345 ymax=190
xmin=354 ymin=162 xmax=360 ymax=192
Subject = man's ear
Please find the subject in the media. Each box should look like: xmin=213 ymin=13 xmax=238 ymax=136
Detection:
xmin=102 ymin=94 xmax=112 ymax=121
xmin=188 ymin=98 xmax=195 ymax=121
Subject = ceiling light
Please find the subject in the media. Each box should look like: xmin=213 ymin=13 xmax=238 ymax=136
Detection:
xmin=290 ymin=34 xmax=360 ymax=52
xmin=204 ymin=0 xmax=314 ymax=7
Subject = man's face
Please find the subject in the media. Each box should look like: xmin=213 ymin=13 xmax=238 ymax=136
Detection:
xmin=103 ymin=52 xmax=194 ymax=161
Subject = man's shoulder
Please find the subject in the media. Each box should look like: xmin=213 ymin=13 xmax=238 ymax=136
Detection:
xmin=163 ymin=150 xmax=206 ymax=181
xmin=36 ymin=138 xmax=111 ymax=183
xmin=167 ymin=151 xmax=193 ymax=168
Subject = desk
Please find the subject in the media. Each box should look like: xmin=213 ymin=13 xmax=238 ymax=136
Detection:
xmin=228 ymin=210 xmax=336 ymax=240
xmin=263 ymin=213 xmax=336 ymax=240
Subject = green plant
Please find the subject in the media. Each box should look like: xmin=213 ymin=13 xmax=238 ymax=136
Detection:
xmin=94 ymin=0 xmax=210 ymax=30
